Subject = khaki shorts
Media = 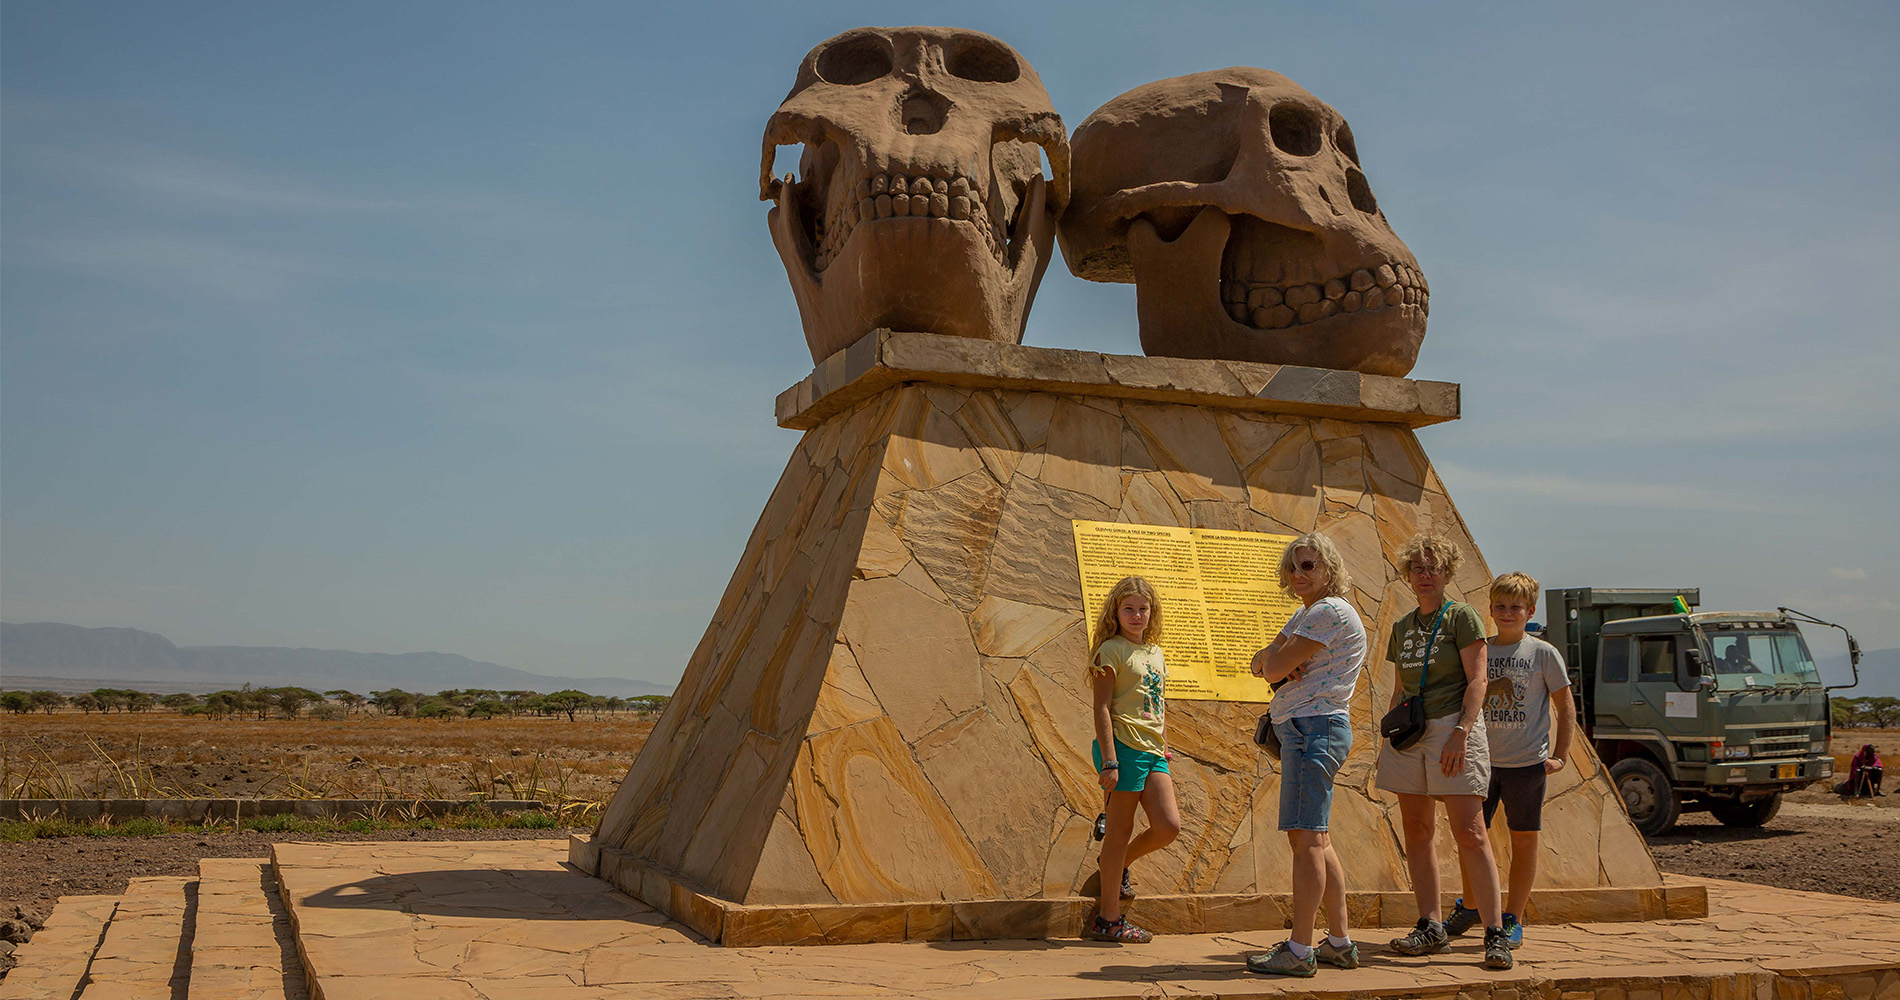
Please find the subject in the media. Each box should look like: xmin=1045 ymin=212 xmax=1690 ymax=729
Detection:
xmin=1375 ymin=714 xmax=1491 ymax=797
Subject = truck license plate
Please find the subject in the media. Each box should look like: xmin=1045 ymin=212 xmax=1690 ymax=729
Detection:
xmin=1777 ymin=762 xmax=1797 ymax=780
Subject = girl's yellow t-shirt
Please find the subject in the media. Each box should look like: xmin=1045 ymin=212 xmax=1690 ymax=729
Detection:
xmin=1092 ymin=635 xmax=1167 ymax=755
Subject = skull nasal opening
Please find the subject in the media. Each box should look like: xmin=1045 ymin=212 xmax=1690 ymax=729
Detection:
xmin=899 ymin=89 xmax=950 ymax=136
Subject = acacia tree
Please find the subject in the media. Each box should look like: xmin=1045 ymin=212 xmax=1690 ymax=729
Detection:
xmin=371 ymin=689 xmax=417 ymax=717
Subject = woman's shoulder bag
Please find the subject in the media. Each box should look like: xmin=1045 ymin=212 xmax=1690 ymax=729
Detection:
xmin=1378 ymin=602 xmax=1447 ymax=751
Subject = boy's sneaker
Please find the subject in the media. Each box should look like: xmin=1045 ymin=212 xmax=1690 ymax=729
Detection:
xmin=1483 ymin=926 xmax=1515 ymax=969
xmin=1443 ymin=898 xmax=1482 ymax=937
xmin=1315 ymin=937 xmax=1361 ymax=969
xmin=1246 ymin=941 xmax=1317 ymax=977
xmin=1389 ymin=917 xmax=1451 ymax=956
xmin=1082 ymin=915 xmax=1152 ymax=943
xmin=1501 ymin=913 xmax=1523 ymax=949
xmin=1120 ymin=869 xmax=1136 ymax=900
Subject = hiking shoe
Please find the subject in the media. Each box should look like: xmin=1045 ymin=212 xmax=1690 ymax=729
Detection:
xmin=1120 ymin=869 xmax=1136 ymax=900
xmin=1246 ymin=941 xmax=1317 ymax=977
xmin=1093 ymin=811 xmax=1108 ymax=841
xmin=1501 ymin=913 xmax=1523 ymax=949
xmin=1082 ymin=915 xmax=1153 ymax=943
xmin=1389 ymin=917 xmax=1451 ymax=956
xmin=1315 ymin=937 xmax=1361 ymax=969
xmin=1443 ymin=898 xmax=1482 ymax=937
xmin=1483 ymin=926 xmax=1515 ymax=969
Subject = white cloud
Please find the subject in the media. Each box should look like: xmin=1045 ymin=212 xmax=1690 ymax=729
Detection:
xmin=1435 ymin=463 xmax=1781 ymax=513
xmin=33 ymin=231 xmax=323 ymax=305
xmin=30 ymin=144 xmax=408 ymax=215
xmin=1830 ymin=567 xmax=1870 ymax=581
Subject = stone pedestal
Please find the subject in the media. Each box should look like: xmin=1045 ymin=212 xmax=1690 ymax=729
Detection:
xmin=574 ymin=332 xmax=1679 ymax=945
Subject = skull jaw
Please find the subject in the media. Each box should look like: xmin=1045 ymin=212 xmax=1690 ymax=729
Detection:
xmin=1127 ymin=208 xmax=1426 ymax=377
xmin=771 ymin=175 xmax=1055 ymax=363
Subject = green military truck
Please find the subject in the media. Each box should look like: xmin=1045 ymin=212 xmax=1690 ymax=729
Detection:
xmin=1542 ymin=588 xmax=1861 ymax=836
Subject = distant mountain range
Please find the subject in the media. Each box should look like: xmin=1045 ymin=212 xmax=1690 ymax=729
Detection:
xmin=0 ymin=622 xmax=673 ymax=698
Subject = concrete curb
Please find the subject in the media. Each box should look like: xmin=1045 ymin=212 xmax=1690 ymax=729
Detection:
xmin=0 ymin=798 xmax=549 ymax=822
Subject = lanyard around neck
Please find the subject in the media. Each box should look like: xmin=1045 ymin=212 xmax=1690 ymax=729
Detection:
xmin=1412 ymin=602 xmax=1449 ymax=696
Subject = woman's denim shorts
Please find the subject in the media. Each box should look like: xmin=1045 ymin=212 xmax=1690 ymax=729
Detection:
xmin=1276 ymin=713 xmax=1352 ymax=832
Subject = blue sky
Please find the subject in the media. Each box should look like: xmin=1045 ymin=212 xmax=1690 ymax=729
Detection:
xmin=4 ymin=1 xmax=1895 ymax=685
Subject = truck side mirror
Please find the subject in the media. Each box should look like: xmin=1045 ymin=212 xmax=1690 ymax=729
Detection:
xmin=1678 ymin=649 xmax=1706 ymax=692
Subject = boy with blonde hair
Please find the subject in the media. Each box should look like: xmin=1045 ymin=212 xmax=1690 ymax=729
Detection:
xmin=1442 ymin=571 xmax=1576 ymax=950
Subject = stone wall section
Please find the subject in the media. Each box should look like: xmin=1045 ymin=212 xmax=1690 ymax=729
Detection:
xmin=592 ymin=381 xmax=1662 ymax=908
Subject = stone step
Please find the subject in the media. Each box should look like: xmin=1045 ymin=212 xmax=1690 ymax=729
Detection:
xmin=0 ymin=894 xmax=119 ymax=1000
xmin=79 ymin=876 xmax=195 ymax=1000
xmin=187 ymin=859 xmax=306 ymax=1000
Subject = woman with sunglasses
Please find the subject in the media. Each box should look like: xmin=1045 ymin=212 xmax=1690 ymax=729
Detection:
xmin=1244 ymin=532 xmax=1367 ymax=977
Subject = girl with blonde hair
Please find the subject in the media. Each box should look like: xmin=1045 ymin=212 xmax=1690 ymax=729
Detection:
xmin=1082 ymin=576 xmax=1181 ymax=943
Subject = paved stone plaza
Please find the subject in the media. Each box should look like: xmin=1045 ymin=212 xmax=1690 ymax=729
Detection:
xmin=7 ymin=838 xmax=1895 ymax=1000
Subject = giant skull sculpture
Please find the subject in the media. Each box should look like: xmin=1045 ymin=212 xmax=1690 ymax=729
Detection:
xmin=1060 ymin=69 xmax=1427 ymax=376
xmin=762 ymin=27 xmax=1070 ymax=363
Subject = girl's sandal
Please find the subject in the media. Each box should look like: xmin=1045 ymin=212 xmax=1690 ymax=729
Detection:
xmin=1083 ymin=915 xmax=1154 ymax=943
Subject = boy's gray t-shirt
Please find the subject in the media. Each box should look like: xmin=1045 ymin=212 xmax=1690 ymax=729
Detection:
xmin=1482 ymin=635 xmax=1570 ymax=767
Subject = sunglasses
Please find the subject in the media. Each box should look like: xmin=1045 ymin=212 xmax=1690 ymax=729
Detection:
xmin=1291 ymin=559 xmax=1321 ymax=573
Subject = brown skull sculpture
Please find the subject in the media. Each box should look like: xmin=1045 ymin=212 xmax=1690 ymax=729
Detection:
xmin=762 ymin=27 xmax=1070 ymax=363
xmin=1060 ymin=68 xmax=1427 ymax=376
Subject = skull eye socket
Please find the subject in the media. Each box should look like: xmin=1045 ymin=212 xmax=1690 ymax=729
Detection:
xmin=1268 ymin=103 xmax=1323 ymax=157
xmin=1335 ymin=123 xmax=1360 ymax=165
xmin=944 ymin=36 xmax=1020 ymax=83
xmin=815 ymin=35 xmax=893 ymax=86
xmin=1346 ymin=167 xmax=1378 ymax=214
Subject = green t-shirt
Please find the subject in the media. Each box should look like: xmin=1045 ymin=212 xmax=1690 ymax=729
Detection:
xmin=1091 ymin=636 xmax=1167 ymax=755
xmin=1385 ymin=600 xmax=1487 ymax=720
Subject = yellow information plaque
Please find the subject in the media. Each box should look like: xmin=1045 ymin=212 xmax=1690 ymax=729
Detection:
xmin=1071 ymin=520 xmax=1303 ymax=703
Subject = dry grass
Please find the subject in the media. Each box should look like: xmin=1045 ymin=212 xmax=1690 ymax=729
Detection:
xmin=0 ymin=713 xmax=655 ymax=819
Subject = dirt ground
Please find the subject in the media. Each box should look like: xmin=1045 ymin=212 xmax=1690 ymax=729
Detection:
xmin=1 ymin=712 xmax=653 ymax=803
xmin=2 ymin=716 xmax=1895 ymax=975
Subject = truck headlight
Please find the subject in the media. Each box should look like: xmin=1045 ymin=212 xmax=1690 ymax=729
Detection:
xmin=1812 ymin=741 xmax=1829 ymax=753
xmin=1725 ymin=746 xmax=1751 ymax=759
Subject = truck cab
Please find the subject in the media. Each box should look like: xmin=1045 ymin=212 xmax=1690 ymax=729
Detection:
xmin=1546 ymin=589 xmax=1836 ymax=835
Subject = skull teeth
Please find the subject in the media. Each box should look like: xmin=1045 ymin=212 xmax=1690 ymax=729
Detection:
xmin=810 ymin=170 xmax=998 ymax=272
xmin=1220 ymin=262 xmax=1428 ymax=328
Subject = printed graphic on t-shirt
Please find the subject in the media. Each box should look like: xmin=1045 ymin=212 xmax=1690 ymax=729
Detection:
xmin=1484 ymin=657 xmax=1533 ymax=727
xmin=1141 ymin=666 xmax=1165 ymax=721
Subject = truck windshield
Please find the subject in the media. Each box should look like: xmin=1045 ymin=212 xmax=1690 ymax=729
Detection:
xmin=1705 ymin=630 xmax=1820 ymax=689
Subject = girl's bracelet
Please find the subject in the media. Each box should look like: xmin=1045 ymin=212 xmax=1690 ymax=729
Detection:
xmin=1100 ymin=762 xmax=1120 ymax=771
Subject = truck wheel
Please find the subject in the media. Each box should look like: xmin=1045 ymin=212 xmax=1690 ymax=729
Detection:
xmin=1709 ymin=794 xmax=1781 ymax=828
xmin=1611 ymin=758 xmax=1680 ymax=836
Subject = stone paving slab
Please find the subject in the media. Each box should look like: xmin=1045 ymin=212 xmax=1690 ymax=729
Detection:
xmin=189 ymin=859 xmax=307 ymax=1000
xmin=80 ymin=876 xmax=195 ymax=1000
xmin=0 ymin=894 xmax=119 ymax=1000
xmin=271 ymin=840 xmax=1900 ymax=1000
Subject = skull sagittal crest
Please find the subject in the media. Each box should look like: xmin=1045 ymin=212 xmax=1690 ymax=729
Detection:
xmin=762 ymin=27 xmax=1070 ymax=363
xmin=1060 ymin=69 xmax=1427 ymax=376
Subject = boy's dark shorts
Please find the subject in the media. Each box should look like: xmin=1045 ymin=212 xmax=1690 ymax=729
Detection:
xmin=1483 ymin=762 xmax=1549 ymax=832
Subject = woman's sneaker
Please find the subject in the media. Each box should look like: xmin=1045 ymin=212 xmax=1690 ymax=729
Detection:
xmin=1246 ymin=942 xmax=1317 ymax=977
xmin=1443 ymin=898 xmax=1482 ymax=936
xmin=1082 ymin=915 xmax=1153 ymax=943
xmin=1483 ymin=926 xmax=1515 ymax=969
xmin=1315 ymin=938 xmax=1361 ymax=969
xmin=1501 ymin=913 xmax=1524 ymax=949
xmin=1389 ymin=917 xmax=1451 ymax=955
